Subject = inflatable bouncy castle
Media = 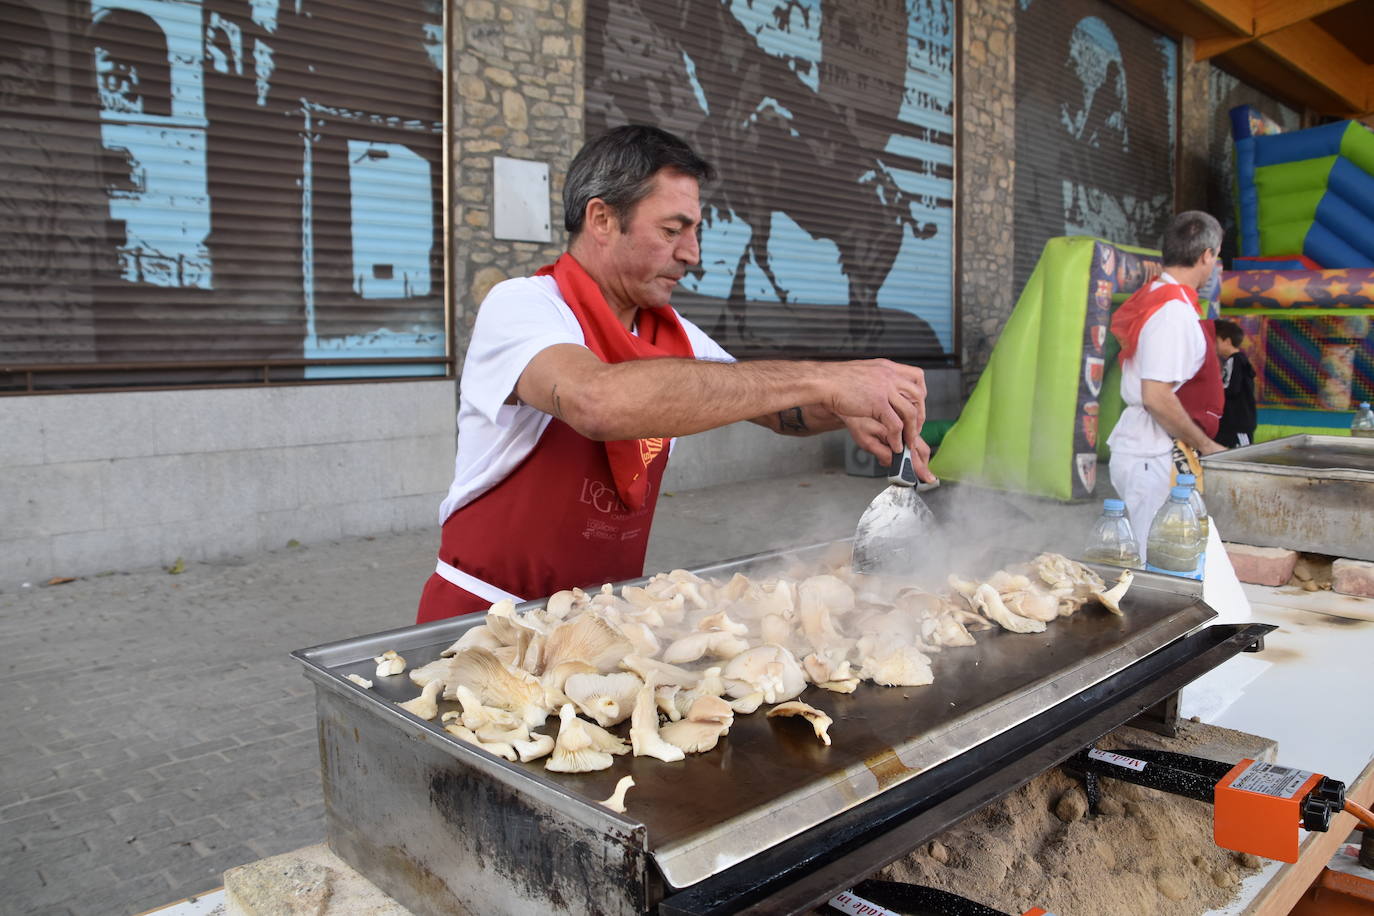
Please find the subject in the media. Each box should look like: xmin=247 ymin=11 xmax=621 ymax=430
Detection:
xmin=1224 ymin=106 xmax=1374 ymax=436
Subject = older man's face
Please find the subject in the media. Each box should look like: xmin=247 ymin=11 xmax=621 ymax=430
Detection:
xmin=601 ymin=169 xmax=702 ymax=310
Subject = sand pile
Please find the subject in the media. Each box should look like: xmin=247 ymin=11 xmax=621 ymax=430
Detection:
xmin=874 ymin=722 xmax=1269 ymax=916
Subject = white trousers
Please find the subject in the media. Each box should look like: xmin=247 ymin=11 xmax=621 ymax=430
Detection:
xmin=1109 ymin=451 xmax=1172 ymax=556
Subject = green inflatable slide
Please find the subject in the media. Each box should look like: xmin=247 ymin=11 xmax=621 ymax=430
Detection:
xmin=930 ymin=237 xmax=1164 ymax=501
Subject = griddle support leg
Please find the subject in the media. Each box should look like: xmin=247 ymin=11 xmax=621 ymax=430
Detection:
xmin=1129 ymin=691 xmax=1181 ymax=738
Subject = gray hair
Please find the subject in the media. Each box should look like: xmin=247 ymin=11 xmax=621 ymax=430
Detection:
xmin=1161 ymin=210 xmax=1223 ymax=267
xmin=564 ymin=124 xmax=715 ymax=235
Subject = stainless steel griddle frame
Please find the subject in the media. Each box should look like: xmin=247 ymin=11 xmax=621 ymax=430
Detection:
xmin=294 ymin=544 xmax=1272 ymax=916
xmin=657 ymin=620 xmax=1273 ymax=915
xmin=1201 ymin=433 xmax=1374 ymax=561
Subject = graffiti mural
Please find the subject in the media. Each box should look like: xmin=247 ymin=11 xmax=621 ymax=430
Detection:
xmin=1014 ymin=0 xmax=1177 ymax=295
xmin=0 ymin=0 xmax=443 ymax=385
xmin=586 ymin=0 xmax=956 ymax=362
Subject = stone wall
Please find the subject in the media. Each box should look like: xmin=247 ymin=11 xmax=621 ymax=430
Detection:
xmin=450 ymin=0 xmax=585 ymax=370
xmin=957 ymin=0 xmax=1016 ymax=396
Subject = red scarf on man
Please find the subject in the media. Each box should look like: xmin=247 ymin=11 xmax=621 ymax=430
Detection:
xmin=1110 ymin=278 xmax=1202 ymax=364
xmin=535 ymin=253 xmax=695 ymax=511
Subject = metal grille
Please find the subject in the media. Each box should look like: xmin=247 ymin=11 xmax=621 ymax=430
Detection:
xmin=1013 ymin=0 xmax=1177 ymax=294
xmin=584 ymin=0 xmax=957 ymax=365
xmin=0 ymin=0 xmax=446 ymax=392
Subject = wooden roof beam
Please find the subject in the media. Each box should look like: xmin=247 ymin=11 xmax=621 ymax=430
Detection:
xmin=1253 ymin=0 xmax=1357 ymax=35
xmin=1195 ymin=0 xmax=1359 ymax=59
xmin=1256 ymin=20 xmax=1372 ymax=114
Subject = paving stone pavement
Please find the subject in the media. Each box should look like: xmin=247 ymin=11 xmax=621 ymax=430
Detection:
xmin=0 ymin=470 xmax=892 ymax=916
xmin=1 ymin=469 xmax=1095 ymax=916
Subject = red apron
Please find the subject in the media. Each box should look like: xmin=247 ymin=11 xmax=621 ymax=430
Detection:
xmin=415 ymin=253 xmax=691 ymax=624
xmin=1112 ymin=282 xmax=1224 ymax=438
xmin=415 ymin=417 xmax=669 ymax=623
xmin=1175 ymin=319 xmax=1224 ymax=438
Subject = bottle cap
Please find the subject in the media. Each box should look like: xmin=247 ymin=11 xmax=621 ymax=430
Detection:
xmin=1103 ymin=498 xmax=1125 ymax=512
xmin=1170 ymin=485 xmax=1192 ymax=500
xmin=1177 ymin=473 xmax=1196 ymax=485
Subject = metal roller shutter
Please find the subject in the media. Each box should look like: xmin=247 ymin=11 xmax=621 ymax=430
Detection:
xmin=1013 ymin=0 xmax=1176 ymax=294
xmin=0 ymin=0 xmax=445 ymax=392
xmin=585 ymin=0 xmax=956 ymax=365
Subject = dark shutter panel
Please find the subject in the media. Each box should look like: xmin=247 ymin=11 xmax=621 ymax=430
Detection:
xmin=1013 ymin=0 xmax=1176 ymax=294
xmin=585 ymin=0 xmax=956 ymax=364
xmin=1 ymin=0 xmax=445 ymax=391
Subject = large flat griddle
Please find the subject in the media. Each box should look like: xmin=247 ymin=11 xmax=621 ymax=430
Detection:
xmin=296 ymin=543 xmax=1215 ymax=901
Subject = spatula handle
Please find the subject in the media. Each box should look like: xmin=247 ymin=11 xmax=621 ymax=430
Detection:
xmin=888 ymin=447 xmax=918 ymax=487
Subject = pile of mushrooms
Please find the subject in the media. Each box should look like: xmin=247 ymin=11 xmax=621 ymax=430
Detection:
xmin=368 ymin=552 xmax=1132 ymax=806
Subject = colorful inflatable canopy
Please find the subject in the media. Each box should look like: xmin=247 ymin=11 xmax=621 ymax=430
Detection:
xmin=1232 ymin=106 xmax=1374 ymax=268
xmin=930 ymin=237 xmax=1159 ymax=501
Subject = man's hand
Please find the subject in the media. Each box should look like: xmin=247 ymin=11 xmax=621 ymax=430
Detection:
xmin=824 ymin=358 xmax=928 ymax=459
xmin=1141 ymin=380 xmax=1225 ymax=456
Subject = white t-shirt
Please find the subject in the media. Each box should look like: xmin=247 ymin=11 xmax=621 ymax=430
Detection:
xmin=1106 ymin=273 xmax=1207 ymax=458
xmin=438 ymin=275 xmax=734 ymax=523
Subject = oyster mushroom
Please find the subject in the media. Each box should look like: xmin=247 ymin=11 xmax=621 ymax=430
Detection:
xmin=545 ymin=704 xmax=615 ymax=773
xmin=541 ymin=659 xmax=598 ymax=709
xmin=443 ymin=723 xmax=518 ymax=762
xmin=1093 ymin=569 xmax=1134 ymax=616
xmin=630 ymin=673 xmax=685 ymax=762
xmin=728 ymin=690 xmax=767 ymax=713
xmin=541 ymin=613 xmax=634 ymax=674
xmin=544 ymin=589 xmax=578 ymax=620
xmin=696 ymin=610 xmax=749 ymax=636
xmin=620 ymin=654 xmax=702 ymax=688
xmin=722 ymin=644 xmax=808 ymax=704
xmin=513 ymin=731 xmax=555 ymax=762
xmin=687 ymin=694 xmax=734 ymax=725
xmin=599 ymin=775 xmax=636 ymax=814
xmin=397 ymin=679 xmax=443 ymax=720
xmin=768 ymin=701 xmax=834 ymax=746
xmin=373 ymin=649 xmax=406 ymax=678
xmin=615 ymin=620 xmax=661 ymax=658
xmin=971 ymin=583 xmax=1046 ymax=634
xmin=1000 ymin=586 xmax=1060 ymax=623
xmin=450 ymin=684 xmax=521 ymax=732
xmin=441 ymin=625 xmax=503 ymax=656
xmin=564 ymin=672 xmax=642 ymax=727
xmin=408 ymin=656 xmax=458 ymax=689
xmin=661 ymin=632 xmax=712 ymax=665
xmin=443 ymin=647 xmax=549 ymax=728
xmin=860 ymin=645 xmax=934 ymax=687
xmin=345 ymin=674 xmax=373 ymax=689
xmin=659 ymin=718 xmax=726 ymax=754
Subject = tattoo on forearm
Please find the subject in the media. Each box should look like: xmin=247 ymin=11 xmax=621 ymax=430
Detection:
xmin=778 ymin=407 xmax=807 ymax=433
xmin=552 ymin=384 xmax=564 ymax=419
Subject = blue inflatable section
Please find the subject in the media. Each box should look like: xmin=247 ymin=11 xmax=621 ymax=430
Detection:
xmin=1231 ymin=106 xmax=1374 ymax=269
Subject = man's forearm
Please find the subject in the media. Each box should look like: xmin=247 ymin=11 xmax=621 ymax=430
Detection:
xmin=564 ymin=357 xmax=835 ymax=441
xmin=749 ymin=404 xmax=844 ymax=437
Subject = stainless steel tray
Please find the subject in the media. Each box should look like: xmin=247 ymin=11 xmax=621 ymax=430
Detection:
xmin=1201 ymin=434 xmax=1374 ymax=560
xmin=294 ymin=543 xmax=1214 ymax=910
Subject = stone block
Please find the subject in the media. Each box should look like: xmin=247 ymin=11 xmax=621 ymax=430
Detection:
xmin=1223 ymin=543 xmax=1298 ymax=587
xmin=1332 ymin=558 xmax=1374 ymax=598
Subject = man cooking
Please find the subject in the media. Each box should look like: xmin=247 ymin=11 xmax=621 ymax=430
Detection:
xmin=1107 ymin=211 xmax=1228 ymax=553
xmin=416 ymin=124 xmax=934 ymax=623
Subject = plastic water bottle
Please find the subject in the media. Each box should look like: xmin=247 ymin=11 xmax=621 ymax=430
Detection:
xmin=1353 ymin=401 xmax=1374 ymax=438
xmin=1146 ymin=486 xmax=1204 ymax=580
xmin=1081 ymin=498 xmax=1141 ymax=568
xmin=1175 ymin=473 xmax=1210 ymax=544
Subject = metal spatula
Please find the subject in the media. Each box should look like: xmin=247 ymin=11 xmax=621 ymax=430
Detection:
xmin=852 ymin=447 xmax=937 ymax=575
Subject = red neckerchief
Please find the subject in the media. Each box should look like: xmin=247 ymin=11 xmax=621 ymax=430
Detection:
xmin=1110 ymin=277 xmax=1202 ymax=365
xmin=535 ymin=253 xmax=695 ymax=510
